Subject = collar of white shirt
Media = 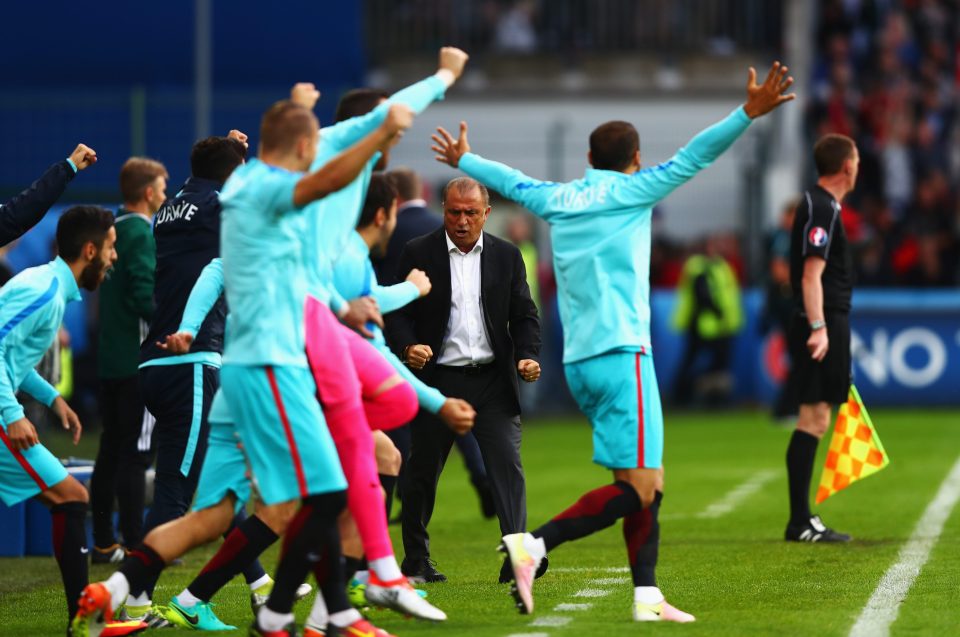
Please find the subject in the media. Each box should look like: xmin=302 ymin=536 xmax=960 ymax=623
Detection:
xmin=445 ymin=230 xmax=484 ymax=256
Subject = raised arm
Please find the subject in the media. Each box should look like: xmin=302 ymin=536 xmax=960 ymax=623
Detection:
xmin=626 ymin=62 xmax=795 ymax=206
xmin=307 ymin=48 xmax=469 ymax=152
xmin=432 ymin=121 xmax=559 ymax=215
xmin=0 ymin=144 xmax=97 ymax=247
xmin=293 ymin=104 xmax=413 ymax=207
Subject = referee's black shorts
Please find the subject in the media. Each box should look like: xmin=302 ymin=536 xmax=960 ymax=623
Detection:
xmin=785 ymin=310 xmax=851 ymax=406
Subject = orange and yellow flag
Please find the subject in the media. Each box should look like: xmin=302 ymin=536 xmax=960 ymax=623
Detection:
xmin=816 ymin=385 xmax=890 ymax=504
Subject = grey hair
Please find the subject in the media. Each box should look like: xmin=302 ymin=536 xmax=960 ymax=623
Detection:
xmin=441 ymin=176 xmax=489 ymax=207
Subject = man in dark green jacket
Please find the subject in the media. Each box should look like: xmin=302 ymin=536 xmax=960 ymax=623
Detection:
xmin=91 ymin=157 xmax=168 ymax=561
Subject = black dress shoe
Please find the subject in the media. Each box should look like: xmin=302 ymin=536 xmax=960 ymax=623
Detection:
xmin=499 ymin=554 xmax=549 ymax=583
xmin=401 ymin=557 xmax=447 ymax=583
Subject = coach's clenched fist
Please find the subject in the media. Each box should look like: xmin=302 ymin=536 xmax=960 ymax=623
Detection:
xmin=69 ymin=144 xmax=97 ymax=170
xmin=518 ymin=359 xmax=540 ymax=382
xmin=404 ymin=344 xmax=433 ymax=370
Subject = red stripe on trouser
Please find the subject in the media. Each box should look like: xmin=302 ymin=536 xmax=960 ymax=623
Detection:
xmin=0 ymin=426 xmax=49 ymax=491
xmin=265 ymin=367 xmax=309 ymax=498
xmin=635 ymin=353 xmax=645 ymax=469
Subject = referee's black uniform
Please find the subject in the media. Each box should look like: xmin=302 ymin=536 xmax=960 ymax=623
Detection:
xmin=783 ymin=184 xmax=854 ymax=543
xmin=786 ymin=185 xmax=853 ymax=404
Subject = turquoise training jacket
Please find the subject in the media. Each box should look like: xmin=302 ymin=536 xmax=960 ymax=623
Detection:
xmin=459 ymin=106 xmax=753 ymax=364
xmin=0 ymin=257 xmax=80 ymax=426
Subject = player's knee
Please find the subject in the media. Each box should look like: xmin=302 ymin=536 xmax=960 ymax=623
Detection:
xmin=374 ymin=432 xmax=402 ymax=476
xmin=616 ymin=473 xmax=658 ymax=508
xmin=44 ymin=476 xmax=89 ymax=506
xmin=257 ymin=500 xmax=299 ymax=535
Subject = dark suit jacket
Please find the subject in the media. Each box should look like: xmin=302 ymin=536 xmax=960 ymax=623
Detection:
xmin=385 ymin=228 xmax=541 ymax=414
xmin=373 ymin=203 xmax=442 ymax=286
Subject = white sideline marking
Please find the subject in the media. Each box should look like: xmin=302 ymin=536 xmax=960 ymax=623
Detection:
xmin=506 ymin=633 xmax=549 ymax=637
xmin=555 ymin=602 xmax=593 ymax=611
xmin=553 ymin=566 xmax=630 ymax=573
xmin=573 ymin=588 xmax=611 ymax=598
xmin=849 ymin=454 xmax=960 ymax=637
xmin=588 ymin=577 xmax=629 ymax=585
xmin=531 ymin=616 xmax=573 ymax=627
xmin=696 ymin=469 xmax=779 ymax=519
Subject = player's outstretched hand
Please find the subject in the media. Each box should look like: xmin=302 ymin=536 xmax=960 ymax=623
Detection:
xmin=807 ymin=329 xmax=829 ymax=362
xmin=517 ymin=359 xmax=541 ymax=383
xmin=158 ymin=331 xmax=194 ymax=354
xmin=431 ymin=121 xmax=471 ymax=168
xmin=439 ymin=398 xmax=476 ymax=434
xmin=69 ymin=144 xmax=97 ymax=170
xmin=743 ymin=61 xmax=795 ymax=119
xmin=52 ymin=396 xmax=82 ymax=445
xmin=405 ymin=268 xmax=432 ymax=297
xmin=438 ymin=47 xmax=469 ymax=81
xmin=227 ymin=129 xmax=249 ymax=150
xmin=383 ymin=104 xmax=415 ymax=136
xmin=290 ymin=82 xmax=321 ymax=111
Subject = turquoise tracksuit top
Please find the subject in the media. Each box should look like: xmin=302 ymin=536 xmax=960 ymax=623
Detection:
xmin=459 ymin=106 xmax=752 ymax=364
xmin=301 ymin=75 xmax=447 ymax=311
xmin=0 ymin=257 xmax=80 ymax=426
xmin=331 ymin=231 xmax=446 ymax=414
xmin=220 ymin=159 xmax=308 ymax=367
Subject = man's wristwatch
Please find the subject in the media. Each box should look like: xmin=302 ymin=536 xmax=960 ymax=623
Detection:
xmin=809 ymin=319 xmax=826 ymax=331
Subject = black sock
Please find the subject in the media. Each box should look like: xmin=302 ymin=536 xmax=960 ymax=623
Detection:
xmin=786 ymin=430 xmax=819 ymax=525
xmin=233 ymin=510 xmax=270 ymax=586
xmin=379 ymin=473 xmax=397 ymax=519
xmin=343 ymin=555 xmax=364 ymax=583
xmin=623 ymin=491 xmax=661 ymax=587
xmin=189 ymin=514 xmax=278 ymax=601
xmin=120 ymin=544 xmax=166 ymax=598
xmin=51 ymin=501 xmax=89 ymax=621
xmin=532 ymin=481 xmax=642 ymax=551
xmin=266 ymin=491 xmax=347 ymax=616
xmin=313 ymin=525 xmax=350 ymax=615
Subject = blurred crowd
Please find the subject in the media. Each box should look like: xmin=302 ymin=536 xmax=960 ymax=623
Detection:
xmin=810 ymin=0 xmax=959 ymax=287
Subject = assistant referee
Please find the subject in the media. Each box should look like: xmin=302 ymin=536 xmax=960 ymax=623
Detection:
xmin=783 ymin=133 xmax=859 ymax=543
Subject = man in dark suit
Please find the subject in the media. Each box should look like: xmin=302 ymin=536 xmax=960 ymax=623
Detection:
xmin=387 ymin=176 xmax=541 ymax=583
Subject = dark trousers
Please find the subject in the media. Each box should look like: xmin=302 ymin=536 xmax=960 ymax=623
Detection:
xmin=140 ymin=363 xmax=217 ymax=534
xmin=401 ymin=364 xmax=525 ymax=562
xmin=91 ymin=375 xmax=153 ymax=548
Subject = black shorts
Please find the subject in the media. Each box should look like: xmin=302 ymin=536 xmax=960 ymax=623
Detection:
xmin=785 ymin=311 xmax=851 ymax=406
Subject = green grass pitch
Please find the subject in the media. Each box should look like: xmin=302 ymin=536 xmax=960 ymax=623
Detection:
xmin=2 ymin=408 xmax=958 ymax=636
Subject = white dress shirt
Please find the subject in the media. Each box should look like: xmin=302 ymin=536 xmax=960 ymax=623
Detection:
xmin=437 ymin=231 xmax=495 ymax=366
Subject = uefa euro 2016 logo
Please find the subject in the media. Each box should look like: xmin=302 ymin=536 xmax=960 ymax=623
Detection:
xmin=808 ymin=226 xmax=829 ymax=247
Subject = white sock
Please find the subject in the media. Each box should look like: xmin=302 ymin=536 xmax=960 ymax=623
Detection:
xmin=634 ymin=586 xmax=664 ymax=604
xmin=249 ymin=574 xmax=272 ymax=592
xmin=257 ymin=606 xmax=294 ymax=631
xmin=306 ymin=593 xmax=329 ymax=628
xmin=328 ymin=608 xmax=363 ymax=628
xmin=175 ymin=588 xmax=201 ymax=608
xmin=368 ymin=556 xmax=403 ymax=582
xmin=104 ymin=572 xmax=130 ymax=611
xmin=354 ymin=569 xmax=370 ymax=585
xmin=125 ymin=591 xmax=150 ymax=608
xmin=525 ymin=534 xmax=547 ymax=558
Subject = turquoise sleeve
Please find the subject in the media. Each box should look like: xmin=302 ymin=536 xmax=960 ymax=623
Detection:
xmin=19 ymin=370 xmax=58 ymax=407
xmin=178 ymin=258 xmax=224 ymax=336
xmin=0 ymin=342 xmax=24 ymax=425
xmin=372 ymin=281 xmax=419 ymax=315
xmin=459 ymin=153 xmax=558 ymax=216
xmin=322 ymin=75 xmax=446 ymax=151
xmin=625 ymin=106 xmax=752 ymax=206
xmin=375 ymin=342 xmax=446 ymax=414
xmin=0 ymin=290 xmax=47 ymax=426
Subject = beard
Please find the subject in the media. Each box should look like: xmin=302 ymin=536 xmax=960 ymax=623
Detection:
xmin=78 ymin=258 xmax=108 ymax=291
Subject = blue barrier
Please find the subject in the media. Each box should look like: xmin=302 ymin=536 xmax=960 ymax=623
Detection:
xmin=649 ymin=289 xmax=960 ymax=407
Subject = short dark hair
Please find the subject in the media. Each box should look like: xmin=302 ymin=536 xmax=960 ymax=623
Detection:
xmin=442 ymin=177 xmax=489 ymax=207
xmin=813 ymin=134 xmax=856 ymax=176
xmin=335 ymin=88 xmax=389 ymax=123
xmin=357 ymin=173 xmax=399 ymax=229
xmin=56 ymin=206 xmax=115 ymax=261
xmin=387 ymin=167 xmax=422 ymax=201
xmin=191 ymin=136 xmax=247 ymax=183
xmin=260 ymin=100 xmax=318 ymax=155
xmin=589 ymin=121 xmax=640 ymax=172
xmin=119 ymin=157 xmax=168 ymax=203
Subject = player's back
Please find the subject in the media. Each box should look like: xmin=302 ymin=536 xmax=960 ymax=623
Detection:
xmin=219 ymin=159 xmax=308 ymax=367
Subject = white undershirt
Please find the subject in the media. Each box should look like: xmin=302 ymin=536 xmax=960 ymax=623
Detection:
xmin=437 ymin=232 xmax=495 ymax=366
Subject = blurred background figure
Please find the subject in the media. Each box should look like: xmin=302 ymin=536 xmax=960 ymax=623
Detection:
xmin=671 ymin=235 xmax=744 ymax=406
xmin=507 ymin=213 xmax=541 ymax=415
xmin=90 ymin=157 xmax=167 ymax=562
